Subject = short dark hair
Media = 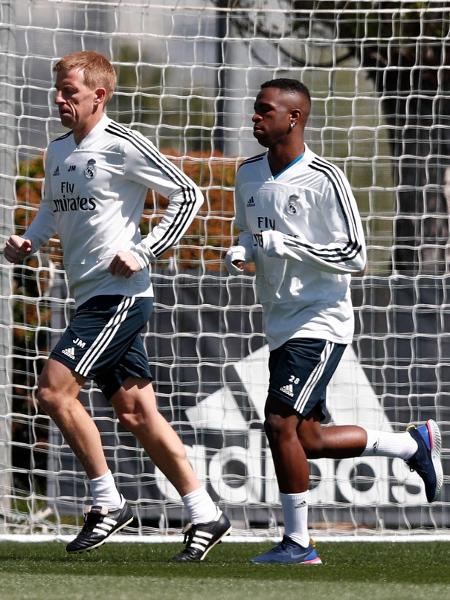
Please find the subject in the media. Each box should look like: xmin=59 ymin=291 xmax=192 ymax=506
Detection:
xmin=260 ymin=78 xmax=311 ymax=104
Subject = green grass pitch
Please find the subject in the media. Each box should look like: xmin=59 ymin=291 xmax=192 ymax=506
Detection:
xmin=1 ymin=541 xmax=449 ymax=600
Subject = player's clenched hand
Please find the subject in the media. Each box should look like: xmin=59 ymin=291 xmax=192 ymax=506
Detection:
xmin=108 ymin=251 xmax=141 ymax=278
xmin=225 ymin=246 xmax=248 ymax=275
xmin=3 ymin=235 xmax=32 ymax=263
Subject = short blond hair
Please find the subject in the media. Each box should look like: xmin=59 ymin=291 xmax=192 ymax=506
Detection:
xmin=53 ymin=51 xmax=117 ymax=104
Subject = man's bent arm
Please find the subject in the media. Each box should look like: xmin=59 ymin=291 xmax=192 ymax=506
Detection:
xmin=22 ymin=162 xmax=56 ymax=252
xmin=123 ymin=140 xmax=204 ymax=268
xmin=261 ymin=229 xmax=366 ymax=274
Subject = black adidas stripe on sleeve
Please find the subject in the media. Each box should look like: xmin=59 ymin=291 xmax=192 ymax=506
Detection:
xmin=106 ymin=122 xmax=200 ymax=257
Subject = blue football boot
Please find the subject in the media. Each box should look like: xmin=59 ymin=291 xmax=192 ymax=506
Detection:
xmin=406 ymin=419 xmax=443 ymax=502
xmin=250 ymin=535 xmax=322 ymax=565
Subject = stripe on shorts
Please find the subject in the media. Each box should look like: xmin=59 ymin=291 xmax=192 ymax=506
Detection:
xmin=294 ymin=340 xmax=334 ymax=414
xmin=75 ymin=296 xmax=135 ymax=377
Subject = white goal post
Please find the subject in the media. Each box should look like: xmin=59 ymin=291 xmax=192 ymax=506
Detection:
xmin=0 ymin=0 xmax=449 ymax=541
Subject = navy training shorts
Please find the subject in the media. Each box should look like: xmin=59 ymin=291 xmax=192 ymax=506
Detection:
xmin=50 ymin=295 xmax=153 ymax=399
xmin=268 ymin=338 xmax=346 ymax=419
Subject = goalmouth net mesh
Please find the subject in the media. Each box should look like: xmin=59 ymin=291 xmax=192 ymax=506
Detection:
xmin=0 ymin=0 xmax=449 ymax=540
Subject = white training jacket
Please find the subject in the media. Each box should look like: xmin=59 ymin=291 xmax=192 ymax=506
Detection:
xmin=225 ymin=144 xmax=367 ymax=350
xmin=24 ymin=114 xmax=203 ymax=307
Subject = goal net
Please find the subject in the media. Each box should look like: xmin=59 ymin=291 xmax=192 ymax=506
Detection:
xmin=0 ymin=0 xmax=449 ymax=541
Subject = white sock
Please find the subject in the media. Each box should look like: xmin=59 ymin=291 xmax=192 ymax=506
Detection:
xmin=89 ymin=469 xmax=122 ymax=509
xmin=182 ymin=487 xmax=219 ymax=524
xmin=280 ymin=491 xmax=309 ymax=548
xmin=362 ymin=429 xmax=418 ymax=460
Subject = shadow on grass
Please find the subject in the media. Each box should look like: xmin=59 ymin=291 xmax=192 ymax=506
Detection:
xmin=1 ymin=542 xmax=450 ymax=584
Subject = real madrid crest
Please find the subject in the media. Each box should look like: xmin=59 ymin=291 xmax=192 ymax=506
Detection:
xmin=84 ymin=158 xmax=97 ymax=179
xmin=287 ymin=194 xmax=298 ymax=214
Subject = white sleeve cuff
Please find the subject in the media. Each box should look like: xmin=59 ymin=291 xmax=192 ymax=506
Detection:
xmin=261 ymin=230 xmax=286 ymax=257
xmin=225 ymin=246 xmax=246 ymax=275
xmin=129 ymin=245 xmax=156 ymax=269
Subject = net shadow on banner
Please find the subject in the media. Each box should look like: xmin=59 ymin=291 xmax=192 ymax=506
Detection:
xmin=47 ymin=269 xmax=449 ymax=533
